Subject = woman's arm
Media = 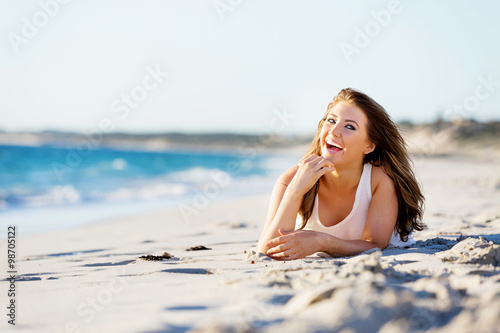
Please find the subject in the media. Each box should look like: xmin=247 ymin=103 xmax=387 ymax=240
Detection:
xmin=265 ymin=230 xmax=379 ymax=258
xmin=317 ymin=234 xmax=381 ymax=257
xmin=266 ymin=166 xmax=398 ymax=259
xmin=256 ymin=165 xmax=299 ymax=253
xmin=256 ymin=155 xmax=335 ymax=254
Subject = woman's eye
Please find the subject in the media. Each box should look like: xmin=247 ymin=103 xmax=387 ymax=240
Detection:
xmin=327 ymin=118 xmax=336 ymax=124
xmin=346 ymin=125 xmax=355 ymax=130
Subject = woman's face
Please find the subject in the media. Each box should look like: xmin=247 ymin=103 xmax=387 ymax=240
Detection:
xmin=320 ymin=101 xmax=374 ymax=167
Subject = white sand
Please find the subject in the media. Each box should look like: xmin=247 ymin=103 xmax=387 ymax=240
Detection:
xmin=1 ymin=156 xmax=500 ymax=333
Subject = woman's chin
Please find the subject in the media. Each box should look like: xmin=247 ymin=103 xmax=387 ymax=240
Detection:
xmin=321 ymin=147 xmax=340 ymax=161
xmin=320 ymin=155 xmax=337 ymax=166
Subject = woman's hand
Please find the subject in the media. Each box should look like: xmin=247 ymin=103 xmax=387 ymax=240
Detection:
xmin=256 ymin=155 xmax=334 ymax=255
xmin=288 ymin=155 xmax=335 ymax=197
xmin=265 ymin=229 xmax=325 ymax=260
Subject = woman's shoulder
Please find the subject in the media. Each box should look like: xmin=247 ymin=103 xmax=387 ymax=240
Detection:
xmin=276 ymin=165 xmax=299 ymax=186
xmin=370 ymin=164 xmax=396 ymax=195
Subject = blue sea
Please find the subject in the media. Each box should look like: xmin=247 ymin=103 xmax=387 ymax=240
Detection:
xmin=0 ymin=144 xmax=298 ymax=235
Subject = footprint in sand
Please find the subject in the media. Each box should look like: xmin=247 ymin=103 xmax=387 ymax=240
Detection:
xmin=82 ymin=260 xmax=137 ymax=267
xmin=161 ymin=268 xmax=213 ymax=275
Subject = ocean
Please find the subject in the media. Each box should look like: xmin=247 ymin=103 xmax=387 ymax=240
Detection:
xmin=0 ymin=144 xmax=298 ymax=235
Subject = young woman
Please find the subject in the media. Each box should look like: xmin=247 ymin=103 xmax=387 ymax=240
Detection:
xmin=257 ymin=88 xmax=425 ymax=260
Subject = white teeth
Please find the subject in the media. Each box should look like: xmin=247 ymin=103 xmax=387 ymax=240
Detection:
xmin=326 ymin=139 xmax=343 ymax=149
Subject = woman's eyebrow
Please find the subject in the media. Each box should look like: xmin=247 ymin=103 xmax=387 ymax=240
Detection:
xmin=345 ymin=119 xmax=359 ymax=127
xmin=329 ymin=114 xmax=359 ymax=127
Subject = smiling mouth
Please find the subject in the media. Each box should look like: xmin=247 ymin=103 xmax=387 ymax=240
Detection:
xmin=325 ymin=139 xmax=343 ymax=153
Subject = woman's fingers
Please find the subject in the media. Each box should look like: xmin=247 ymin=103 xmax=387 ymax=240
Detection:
xmin=268 ymin=249 xmax=295 ymax=259
xmin=266 ymin=234 xmax=289 ymax=248
xmin=304 ymin=156 xmax=333 ymax=170
xmin=297 ymin=155 xmax=334 ymax=175
xmin=301 ymin=154 xmax=320 ymax=163
xmin=317 ymin=166 xmax=336 ymax=177
xmin=301 ymin=155 xmax=324 ymax=171
xmin=297 ymin=155 xmax=320 ymax=167
xmin=313 ymin=159 xmax=335 ymax=173
xmin=292 ymin=155 xmax=334 ymax=198
xmin=269 ymin=250 xmax=302 ymax=261
xmin=285 ymin=253 xmax=300 ymax=260
xmin=299 ymin=155 xmax=335 ymax=172
xmin=267 ymin=243 xmax=292 ymax=255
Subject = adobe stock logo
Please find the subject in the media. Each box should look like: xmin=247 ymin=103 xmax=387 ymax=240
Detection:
xmin=443 ymin=75 xmax=500 ymax=121
xmin=339 ymin=0 xmax=403 ymax=64
xmin=7 ymin=0 xmax=72 ymax=53
xmin=213 ymin=0 xmax=243 ymax=21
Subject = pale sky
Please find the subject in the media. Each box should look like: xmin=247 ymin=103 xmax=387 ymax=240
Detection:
xmin=1 ymin=0 xmax=499 ymax=135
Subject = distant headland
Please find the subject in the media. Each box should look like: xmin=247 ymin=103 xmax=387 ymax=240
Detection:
xmin=0 ymin=119 xmax=498 ymax=159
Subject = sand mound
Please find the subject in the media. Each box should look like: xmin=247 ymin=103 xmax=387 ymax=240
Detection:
xmin=438 ymin=237 xmax=500 ymax=266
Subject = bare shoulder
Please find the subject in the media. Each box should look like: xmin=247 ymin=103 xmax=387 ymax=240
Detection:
xmin=276 ymin=165 xmax=299 ymax=187
xmin=370 ymin=164 xmax=396 ymax=195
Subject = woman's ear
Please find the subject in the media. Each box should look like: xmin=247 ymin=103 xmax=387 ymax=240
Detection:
xmin=364 ymin=142 xmax=376 ymax=155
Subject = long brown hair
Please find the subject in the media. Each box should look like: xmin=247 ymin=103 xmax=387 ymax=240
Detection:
xmin=298 ymin=88 xmax=425 ymax=242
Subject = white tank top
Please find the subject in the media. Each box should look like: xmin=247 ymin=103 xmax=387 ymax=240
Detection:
xmin=294 ymin=163 xmax=414 ymax=247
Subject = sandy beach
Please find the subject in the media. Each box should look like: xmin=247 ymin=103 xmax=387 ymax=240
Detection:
xmin=1 ymin=154 xmax=500 ymax=333
xmin=2 ymin=0 xmax=499 ymax=331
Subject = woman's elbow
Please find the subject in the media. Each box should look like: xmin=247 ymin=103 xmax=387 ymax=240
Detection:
xmin=361 ymin=233 xmax=390 ymax=251
xmin=378 ymin=242 xmax=389 ymax=250
xmin=367 ymin=239 xmax=389 ymax=251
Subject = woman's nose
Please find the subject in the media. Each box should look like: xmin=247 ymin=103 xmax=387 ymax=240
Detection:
xmin=330 ymin=125 xmax=342 ymax=137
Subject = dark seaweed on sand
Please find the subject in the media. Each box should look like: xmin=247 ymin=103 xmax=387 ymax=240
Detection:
xmin=186 ymin=245 xmax=212 ymax=251
xmin=139 ymin=252 xmax=175 ymax=261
